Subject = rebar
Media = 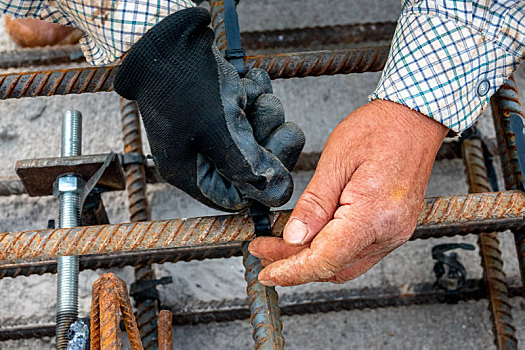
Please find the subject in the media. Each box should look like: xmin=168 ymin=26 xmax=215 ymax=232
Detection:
xmin=242 ymin=243 xmax=284 ymax=349
xmin=241 ymin=22 xmax=396 ymax=51
xmin=491 ymin=76 xmax=525 ymax=286
xmin=0 ymin=243 xmax=242 ymax=279
xmin=462 ymin=138 xmax=517 ymax=349
xmin=0 ymin=175 xmax=26 ymax=196
xmin=209 ymin=1 xmax=227 ymax=54
xmin=2 ymin=277 xmax=524 ymax=341
xmin=56 ymin=110 xmax=82 ymax=350
xmin=91 ymin=273 xmax=143 ymax=350
xmin=157 ymin=311 xmax=173 ymax=350
xmin=0 ymin=191 xmax=524 ymax=263
xmin=0 ymin=21 xmax=394 ymax=69
xmin=0 ymin=47 xmax=389 ymax=100
xmin=0 ymin=45 xmax=84 ymax=69
xmin=121 ymin=98 xmax=159 ymax=349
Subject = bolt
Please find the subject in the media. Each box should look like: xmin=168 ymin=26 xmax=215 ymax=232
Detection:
xmin=56 ymin=110 xmax=83 ymax=350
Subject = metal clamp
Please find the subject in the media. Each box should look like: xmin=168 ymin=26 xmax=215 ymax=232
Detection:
xmin=130 ymin=276 xmax=173 ymax=303
xmin=432 ymin=243 xmax=475 ymax=303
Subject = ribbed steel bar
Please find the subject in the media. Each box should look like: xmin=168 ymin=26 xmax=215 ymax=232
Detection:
xmin=242 ymin=22 xmax=396 ymax=51
xmin=2 ymin=277 xmax=524 ymax=341
xmin=167 ymin=277 xmax=525 ymax=326
xmin=0 ymin=47 xmax=389 ymax=100
xmin=121 ymin=98 xmax=159 ymax=350
xmin=0 ymin=175 xmax=26 ymax=196
xmin=242 ymin=243 xmax=284 ymax=349
xmin=0 ymin=22 xmax=393 ymax=69
xmin=157 ymin=311 xmax=173 ymax=350
xmin=209 ymin=1 xmax=228 ymax=54
xmin=0 ymin=243 xmax=242 ymax=279
xmin=491 ymin=76 xmax=525 ymax=286
xmin=0 ymin=45 xmax=84 ymax=69
xmin=462 ymin=138 xmax=517 ymax=349
xmin=0 ymin=191 xmax=524 ymax=263
xmin=91 ymin=273 xmax=143 ymax=350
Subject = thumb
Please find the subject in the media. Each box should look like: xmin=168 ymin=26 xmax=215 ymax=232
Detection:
xmin=284 ymin=165 xmax=345 ymax=245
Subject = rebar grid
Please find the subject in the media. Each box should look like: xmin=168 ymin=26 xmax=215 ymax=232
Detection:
xmin=491 ymin=75 xmax=525 ymax=286
xmin=462 ymin=138 xmax=517 ymax=349
xmin=2 ymin=277 xmax=524 ymax=341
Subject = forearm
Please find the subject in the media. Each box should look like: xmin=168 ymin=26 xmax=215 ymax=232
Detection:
xmin=1 ymin=0 xmax=195 ymax=65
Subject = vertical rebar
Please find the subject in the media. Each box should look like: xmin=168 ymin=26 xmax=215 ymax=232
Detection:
xmin=121 ymin=98 xmax=159 ymax=349
xmin=462 ymin=137 xmax=517 ymax=349
xmin=491 ymin=76 xmax=525 ymax=286
xmin=56 ymin=110 xmax=82 ymax=349
xmin=242 ymin=243 xmax=285 ymax=350
xmin=158 ymin=311 xmax=173 ymax=350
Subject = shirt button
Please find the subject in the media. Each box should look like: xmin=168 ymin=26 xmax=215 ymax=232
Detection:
xmin=477 ymin=80 xmax=490 ymax=97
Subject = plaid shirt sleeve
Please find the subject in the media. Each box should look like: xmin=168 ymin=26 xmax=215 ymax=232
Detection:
xmin=1 ymin=0 xmax=195 ymax=65
xmin=371 ymin=1 xmax=525 ymax=132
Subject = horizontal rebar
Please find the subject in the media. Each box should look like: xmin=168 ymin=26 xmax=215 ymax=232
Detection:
xmin=0 ymin=243 xmax=243 ymax=279
xmin=242 ymin=22 xmax=396 ymax=51
xmin=2 ymin=277 xmax=523 ymax=341
xmin=0 ymin=45 xmax=84 ymax=69
xmin=0 ymin=191 xmax=523 ymax=263
xmin=0 ymin=139 xmax=498 ymax=197
xmin=0 ymin=47 xmax=389 ymax=100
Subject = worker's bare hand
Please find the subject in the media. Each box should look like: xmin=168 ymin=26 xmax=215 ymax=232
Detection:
xmin=249 ymin=100 xmax=448 ymax=286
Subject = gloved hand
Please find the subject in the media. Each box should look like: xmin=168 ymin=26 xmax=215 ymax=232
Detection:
xmin=114 ymin=8 xmax=305 ymax=212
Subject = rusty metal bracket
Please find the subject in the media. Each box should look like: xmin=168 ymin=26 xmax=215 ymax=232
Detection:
xmin=15 ymin=153 xmax=125 ymax=196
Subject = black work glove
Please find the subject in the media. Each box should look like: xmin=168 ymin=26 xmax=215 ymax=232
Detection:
xmin=114 ymin=8 xmax=305 ymax=212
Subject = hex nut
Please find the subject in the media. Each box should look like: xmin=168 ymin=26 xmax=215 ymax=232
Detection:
xmin=53 ymin=175 xmax=84 ymax=197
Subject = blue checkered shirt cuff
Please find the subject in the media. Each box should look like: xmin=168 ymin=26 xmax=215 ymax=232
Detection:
xmin=371 ymin=11 xmax=522 ymax=132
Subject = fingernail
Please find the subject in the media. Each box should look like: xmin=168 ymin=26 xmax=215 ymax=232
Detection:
xmin=259 ymin=279 xmax=276 ymax=287
xmin=284 ymin=219 xmax=308 ymax=244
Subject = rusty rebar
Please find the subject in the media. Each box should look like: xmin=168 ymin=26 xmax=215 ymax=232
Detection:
xmin=0 ymin=191 xmax=524 ymax=263
xmin=91 ymin=273 xmax=143 ymax=350
xmin=241 ymin=22 xmax=396 ymax=52
xmin=0 ymin=175 xmax=26 ymax=196
xmin=0 ymin=47 xmax=389 ymax=100
xmin=0 ymin=20 xmax=394 ymax=69
xmin=121 ymin=98 xmax=159 ymax=350
xmin=2 ymin=277 xmax=524 ymax=341
xmin=158 ymin=311 xmax=173 ymax=350
xmin=491 ymin=76 xmax=525 ymax=286
xmin=242 ymin=243 xmax=284 ymax=349
xmin=462 ymin=138 xmax=517 ymax=349
xmin=0 ymin=243 xmax=242 ymax=279
xmin=209 ymin=1 xmax=227 ymax=54
xmin=0 ymin=45 xmax=84 ymax=69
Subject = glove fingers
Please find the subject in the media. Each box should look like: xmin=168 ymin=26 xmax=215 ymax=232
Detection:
xmin=245 ymin=69 xmax=273 ymax=94
xmin=248 ymin=93 xmax=285 ymax=143
xmin=198 ymin=126 xmax=294 ymax=208
xmin=195 ymin=154 xmax=251 ymax=211
xmin=262 ymin=122 xmax=306 ymax=171
xmin=242 ymin=78 xmax=265 ymax=110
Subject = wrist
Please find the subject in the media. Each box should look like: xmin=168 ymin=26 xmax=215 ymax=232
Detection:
xmin=370 ymin=99 xmax=449 ymax=150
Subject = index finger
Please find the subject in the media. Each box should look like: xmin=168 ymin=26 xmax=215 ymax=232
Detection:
xmin=257 ymin=215 xmax=373 ymax=286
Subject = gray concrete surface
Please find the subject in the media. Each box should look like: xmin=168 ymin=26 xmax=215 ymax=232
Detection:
xmin=1 ymin=0 xmax=525 ymax=349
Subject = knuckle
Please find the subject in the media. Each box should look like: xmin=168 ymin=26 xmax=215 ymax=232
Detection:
xmin=298 ymin=191 xmax=333 ymax=220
